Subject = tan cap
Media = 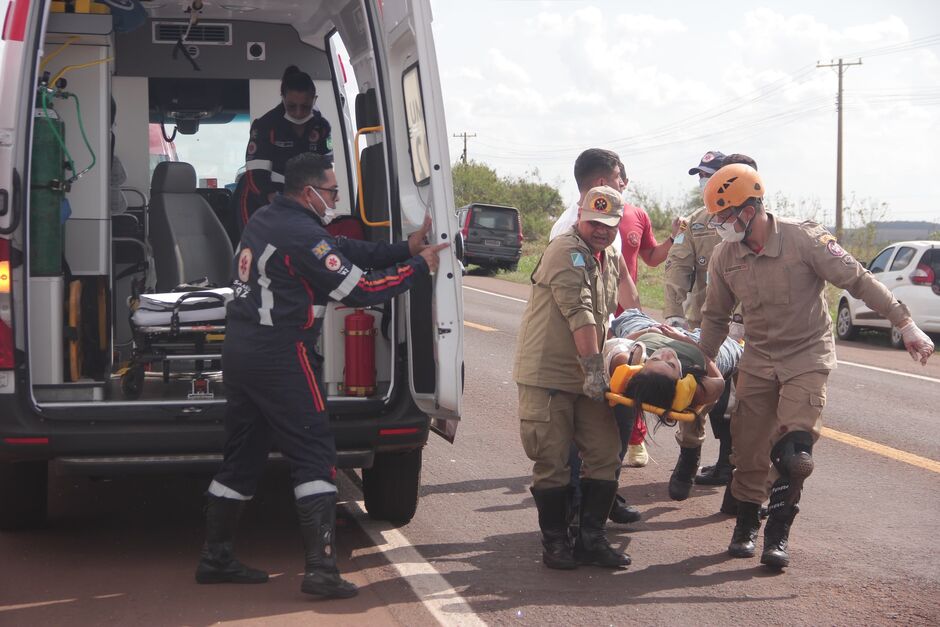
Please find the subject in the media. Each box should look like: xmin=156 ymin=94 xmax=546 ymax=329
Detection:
xmin=580 ymin=186 xmax=623 ymax=227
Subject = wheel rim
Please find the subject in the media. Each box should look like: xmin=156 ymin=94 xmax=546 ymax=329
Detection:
xmin=837 ymin=307 xmax=851 ymax=336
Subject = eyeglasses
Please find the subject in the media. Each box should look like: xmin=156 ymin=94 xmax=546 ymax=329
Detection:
xmin=707 ymin=207 xmax=741 ymax=231
xmin=313 ymin=186 xmax=340 ymax=200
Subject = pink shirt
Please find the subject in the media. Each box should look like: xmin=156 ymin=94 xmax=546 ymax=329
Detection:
xmin=617 ymin=203 xmax=658 ymax=282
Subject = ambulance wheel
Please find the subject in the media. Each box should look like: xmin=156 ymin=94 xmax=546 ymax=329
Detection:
xmin=836 ymin=301 xmax=858 ymax=341
xmin=0 ymin=461 xmax=48 ymax=531
xmin=362 ymin=448 xmax=422 ymax=524
xmin=121 ymin=365 xmax=145 ymax=399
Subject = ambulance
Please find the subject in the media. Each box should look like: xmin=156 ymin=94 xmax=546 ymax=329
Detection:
xmin=0 ymin=0 xmax=463 ymax=529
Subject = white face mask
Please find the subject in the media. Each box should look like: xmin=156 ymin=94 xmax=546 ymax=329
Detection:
xmin=284 ymin=111 xmax=315 ymax=125
xmin=699 ymin=177 xmax=709 ymax=192
xmin=306 ymin=186 xmax=337 ymax=225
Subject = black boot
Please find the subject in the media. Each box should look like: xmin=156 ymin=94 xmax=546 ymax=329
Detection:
xmin=574 ymin=479 xmax=631 ymax=568
xmin=608 ymin=494 xmax=641 ymax=524
xmin=727 ymin=501 xmax=761 ymax=558
xmin=296 ymin=493 xmax=359 ymax=598
xmin=195 ymin=495 xmax=269 ymax=584
xmin=530 ymin=486 xmax=577 ymax=570
xmin=719 ymin=483 xmax=739 ymax=515
xmin=668 ymin=446 xmax=701 ymax=501
xmin=761 ymin=508 xmax=798 ymax=569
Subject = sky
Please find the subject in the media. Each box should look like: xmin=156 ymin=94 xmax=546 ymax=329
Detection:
xmin=429 ymin=0 xmax=940 ymax=225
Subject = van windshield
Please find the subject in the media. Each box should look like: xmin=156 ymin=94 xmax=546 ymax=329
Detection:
xmin=162 ymin=116 xmax=251 ymax=189
xmin=471 ymin=207 xmax=517 ymax=232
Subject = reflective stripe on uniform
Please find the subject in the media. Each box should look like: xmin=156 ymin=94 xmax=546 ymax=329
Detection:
xmin=329 ymin=265 xmax=365 ymax=301
xmin=208 ymin=479 xmax=252 ymax=500
xmin=270 ymin=172 xmax=285 ymax=184
xmin=294 ymin=480 xmax=337 ymax=500
xmin=312 ymin=305 xmax=327 ymax=318
xmin=256 ymin=244 xmax=278 ymax=326
xmin=245 ymin=159 xmax=273 ymax=172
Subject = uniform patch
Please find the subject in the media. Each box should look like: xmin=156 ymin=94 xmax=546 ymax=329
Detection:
xmin=324 ymin=254 xmax=342 ymax=272
xmin=571 ymin=252 xmax=586 ymax=267
xmin=826 ymin=240 xmax=846 ymax=258
xmin=237 ymin=247 xmax=253 ymax=282
xmin=593 ymin=197 xmax=609 ymax=212
xmin=817 ymin=233 xmax=836 ymax=246
xmin=664 ymin=260 xmax=672 ymax=270
xmin=326 ymin=137 xmax=333 ymax=151
xmin=246 ymin=141 xmax=257 ymax=155
xmin=674 ymin=233 xmax=685 ymax=245
xmin=698 ymin=256 xmax=707 ymax=266
xmin=627 ymin=231 xmax=641 ymax=248
xmin=308 ymin=129 xmax=321 ymax=142
xmin=724 ymin=264 xmax=747 ymax=274
xmin=691 ymin=222 xmax=706 ymax=231
xmin=312 ymin=239 xmax=332 ymax=259
xmin=842 ymin=254 xmax=857 ymax=266
xmin=274 ymin=140 xmax=294 ymax=148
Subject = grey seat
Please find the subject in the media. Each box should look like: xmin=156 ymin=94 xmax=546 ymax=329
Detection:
xmin=149 ymin=162 xmax=234 ymax=292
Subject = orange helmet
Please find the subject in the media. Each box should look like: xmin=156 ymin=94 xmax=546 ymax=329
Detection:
xmin=703 ymin=163 xmax=764 ymax=215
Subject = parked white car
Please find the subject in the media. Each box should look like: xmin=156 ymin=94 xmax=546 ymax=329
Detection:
xmin=836 ymin=241 xmax=940 ymax=348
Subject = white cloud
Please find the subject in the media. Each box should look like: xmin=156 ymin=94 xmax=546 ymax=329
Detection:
xmin=488 ymin=48 xmax=531 ymax=84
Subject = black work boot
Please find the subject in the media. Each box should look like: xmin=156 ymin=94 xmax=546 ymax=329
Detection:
xmin=719 ymin=482 xmax=739 ymax=515
xmin=696 ymin=462 xmax=733 ymax=485
xmin=530 ymin=486 xmax=577 ymax=570
xmin=296 ymin=493 xmax=359 ymax=598
xmin=195 ymin=495 xmax=269 ymax=584
xmin=668 ymin=446 xmax=701 ymax=501
xmin=761 ymin=508 xmax=798 ymax=569
xmin=574 ymin=479 xmax=631 ymax=568
xmin=727 ymin=501 xmax=762 ymax=558
xmin=608 ymin=494 xmax=641 ymax=524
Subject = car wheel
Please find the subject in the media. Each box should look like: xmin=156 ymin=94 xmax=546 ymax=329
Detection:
xmin=835 ymin=301 xmax=858 ymax=340
xmin=0 ymin=461 xmax=48 ymax=531
xmin=362 ymin=448 xmax=422 ymax=525
xmin=890 ymin=326 xmax=905 ymax=350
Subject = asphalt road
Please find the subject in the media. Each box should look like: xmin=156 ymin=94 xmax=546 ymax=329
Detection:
xmin=1 ymin=275 xmax=938 ymax=626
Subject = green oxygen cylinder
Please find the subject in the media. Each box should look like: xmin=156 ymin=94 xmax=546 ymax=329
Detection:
xmin=30 ymin=113 xmax=65 ymax=276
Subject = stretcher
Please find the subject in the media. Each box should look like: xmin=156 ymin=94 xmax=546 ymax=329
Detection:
xmin=119 ymin=288 xmax=232 ymax=399
xmin=604 ymin=363 xmax=703 ymax=423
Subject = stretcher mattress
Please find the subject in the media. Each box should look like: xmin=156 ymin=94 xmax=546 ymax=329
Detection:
xmin=130 ymin=288 xmax=232 ymax=326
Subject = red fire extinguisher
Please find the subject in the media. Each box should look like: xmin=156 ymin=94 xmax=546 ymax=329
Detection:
xmin=343 ymin=309 xmax=376 ymax=397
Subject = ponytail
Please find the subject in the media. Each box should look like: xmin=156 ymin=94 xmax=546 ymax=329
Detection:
xmin=280 ymin=65 xmax=315 ymax=96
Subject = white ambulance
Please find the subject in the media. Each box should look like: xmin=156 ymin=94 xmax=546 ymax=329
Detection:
xmin=0 ymin=0 xmax=463 ymax=529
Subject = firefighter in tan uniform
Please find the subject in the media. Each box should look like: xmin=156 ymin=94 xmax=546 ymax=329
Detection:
xmin=514 ymin=186 xmax=640 ymax=571
xmin=697 ymin=163 xmax=935 ymax=569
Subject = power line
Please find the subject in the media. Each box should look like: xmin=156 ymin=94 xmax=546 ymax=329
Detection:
xmin=452 ymin=131 xmax=477 ymax=164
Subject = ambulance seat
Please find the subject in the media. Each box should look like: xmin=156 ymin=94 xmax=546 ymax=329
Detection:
xmin=355 ymin=89 xmax=389 ymax=241
xmin=148 ymin=162 xmax=234 ymax=292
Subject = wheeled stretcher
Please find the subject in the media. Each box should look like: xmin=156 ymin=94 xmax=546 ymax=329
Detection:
xmin=119 ymin=288 xmax=232 ymax=399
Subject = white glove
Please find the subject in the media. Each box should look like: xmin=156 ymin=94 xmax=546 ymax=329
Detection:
xmin=728 ymin=321 xmax=745 ymax=342
xmin=898 ymin=320 xmax=935 ymax=365
xmin=665 ymin=316 xmax=689 ymax=330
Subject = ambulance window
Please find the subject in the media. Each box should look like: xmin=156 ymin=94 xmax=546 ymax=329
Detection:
xmin=889 ymin=247 xmax=916 ymax=272
xmin=151 ymin=117 xmax=250 ymax=190
xmin=868 ymin=247 xmax=894 ymax=274
xmin=402 ymin=64 xmax=431 ymax=185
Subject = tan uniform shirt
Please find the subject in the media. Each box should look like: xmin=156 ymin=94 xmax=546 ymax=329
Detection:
xmin=699 ymin=214 xmax=911 ymax=381
xmin=663 ymin=206 xmax=721 ymax=324
xmin=513 ymin=228 xmax=621 ymax=395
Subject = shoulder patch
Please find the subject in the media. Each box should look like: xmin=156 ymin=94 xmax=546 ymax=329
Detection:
xmin=690 ymin=222 xmax=706 ymax=231
xmin=324 ymin=254 xmax=343 ymax=272
xmin=312 ymin=239 xmax=332 ymax=259
xmin=570 ymin=252 xmax=586 ymax=267
xmin=674 ymin=233 xmax=685 ymax=245
xmin=325 ymin=136 xmax=333 ymax=151
xmin=826 ymin=240 xmax=846 ymax=258
xmin=247 ymin=141 xmax=257 ymax=155
xmin=237 ymin=247 xmax=253 ymax=282
xmin=842 ymin=254 xmax=857 ymax=266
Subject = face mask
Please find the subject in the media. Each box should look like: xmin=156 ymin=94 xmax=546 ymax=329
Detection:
xmin=284 ymin=111 xmax=314 ymax=125
xmin=716 ymin=211 xmax=752 ymax=243
xmin=306 ymin=186 xmax=336 ymax=225
xmin=699 ymin=177 xmax=709 ymax=192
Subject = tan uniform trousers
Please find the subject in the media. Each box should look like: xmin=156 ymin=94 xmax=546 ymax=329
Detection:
xmin=518 ymin=384 xmax=622 ymax=490
xmin=730 ymin=369 xmax=828 ymax=504
xmin=675 ymin=413 xmax=707 ymax=449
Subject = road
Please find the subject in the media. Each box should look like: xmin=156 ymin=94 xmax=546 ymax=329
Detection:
xmin=1 ymin=275 xmax=938 ymax=626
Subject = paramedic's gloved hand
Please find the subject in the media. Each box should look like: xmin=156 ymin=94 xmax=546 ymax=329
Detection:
xmin=408 ymin=215 xmax=434 ymax=256
xmin=665 ymin=316 xmax=689 ymax=330
xmin=419 ymin=243 xmax=450 ymax=275
xmin=898 ymin=320 xmax=935 ymax=365
xmin=579 ymin=354 xmax=607 ymax=402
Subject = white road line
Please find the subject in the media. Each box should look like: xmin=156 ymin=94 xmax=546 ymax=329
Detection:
xmin=837 ymin=360 xmax=940 ymax=383
xmin=463 ymin=285 xmax=528 ymax=303
xmin=338 ymin=473 xmax=485 ymax=627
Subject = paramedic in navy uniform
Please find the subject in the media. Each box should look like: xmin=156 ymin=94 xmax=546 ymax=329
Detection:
xmin=233 ymin=65 xmax=333 ymax=232
xmin=195 ymin=153 xmax=448 ymax=599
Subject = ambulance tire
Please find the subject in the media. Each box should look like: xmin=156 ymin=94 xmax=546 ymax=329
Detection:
xmin=0 ymin=461 xmax=48 ymax=531
xmin=362 ymin=448 xmax=422 ymax=524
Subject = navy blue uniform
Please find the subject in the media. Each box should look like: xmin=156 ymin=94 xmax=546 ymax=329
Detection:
xmin=210 ymin=193 xmax=427 ymax=501
xmin=233 ymin=104 xmax=332 ymax=232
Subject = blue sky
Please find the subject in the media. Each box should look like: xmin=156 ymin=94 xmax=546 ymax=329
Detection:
xmin=430 ymin=1 xmax=940 ymax=225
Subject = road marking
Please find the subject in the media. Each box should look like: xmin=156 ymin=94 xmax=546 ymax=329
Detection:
xmin=463 ymin=285 xmax=527 ymax=303
xmin=837 ymin=359 xmax=940 ymax=383
xmin=338 ymin=474 xmax=485 ymax=627
xmin=464 ymin=320 xmax=496 ymax=332
xmin=0 ymin=598 xmax=77 ymax=612
xmin=822 ymin=427 xmax=940 ymax=474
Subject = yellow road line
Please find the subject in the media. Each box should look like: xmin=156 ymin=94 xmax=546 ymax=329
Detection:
xmin=822 ymin=427 xmax=940 ymax=474
xmin=464 ymin=320 xmax=496 ymax=332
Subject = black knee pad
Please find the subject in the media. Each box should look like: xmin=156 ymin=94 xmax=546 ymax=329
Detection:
xmin=770 ymin=430 xmax=814 ymax=478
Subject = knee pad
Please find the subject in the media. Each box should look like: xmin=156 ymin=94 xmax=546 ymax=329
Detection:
xmin=770 ymin=431 xmax=814 ymax=479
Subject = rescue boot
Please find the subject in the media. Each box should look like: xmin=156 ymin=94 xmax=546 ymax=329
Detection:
xmin=574 ymin=479 xmax=631 ymax=568
xmin=530 ymin=486 xmax=577 ymax=570
xmin=608 ymin=494 xmax=641 ymax=524
xmin=296 ymin=492 xmax=359 ymax=598
xmin=761 ymin=431 xmax=814 ymax=569
xmin=719 ymin=483 xmax=739 ymax=516
xmin=195 ymin=495 xmax=269 ymax=584
xmin=668 ymin=446 xmax=701 ymax=501
xmin=761 ymin=507 xmax=798 ymax=569
xmin=727 ymin=501 xmax=761 ymax=558
xmin=696 ymin=462 xmax=733 ymax=485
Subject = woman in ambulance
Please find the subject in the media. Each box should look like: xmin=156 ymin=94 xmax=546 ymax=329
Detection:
xmin=232 ymin=65 xmax=333 ymax=232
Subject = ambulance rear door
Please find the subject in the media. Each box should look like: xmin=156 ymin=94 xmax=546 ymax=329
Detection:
xmin=378 ymin=0 xmax=463 ymax=440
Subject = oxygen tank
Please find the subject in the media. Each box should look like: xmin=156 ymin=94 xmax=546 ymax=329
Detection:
xmin=30 ymin=113 xmax=65 ymax=276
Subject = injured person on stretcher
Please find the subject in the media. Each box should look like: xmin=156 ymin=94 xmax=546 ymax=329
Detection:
xmin=604 ymin=309 xmax=743 ymax=424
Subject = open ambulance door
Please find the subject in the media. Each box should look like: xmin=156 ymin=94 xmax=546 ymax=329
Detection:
xmin=379 ymin=0 xmax=463 ymax=441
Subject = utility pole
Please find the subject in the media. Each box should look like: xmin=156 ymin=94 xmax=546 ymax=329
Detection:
xmin=452 ymin=132 xmax=476 ymax=164
xmin=816 ymin=57 xmax=862 ymax=239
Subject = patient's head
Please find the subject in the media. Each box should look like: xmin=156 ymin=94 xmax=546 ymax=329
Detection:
xmin=642 ymin=347 xmax=682 ymax=381
xmin=623 ymin=370 xmax=675 ymax=413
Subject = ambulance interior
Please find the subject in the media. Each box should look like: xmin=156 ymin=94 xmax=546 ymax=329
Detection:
xmin=27 ymin=2 xmax=414 ymax=408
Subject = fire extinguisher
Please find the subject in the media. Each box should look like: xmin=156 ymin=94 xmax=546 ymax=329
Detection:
xmin=343 ymin=308 xmax=376 ymax=397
